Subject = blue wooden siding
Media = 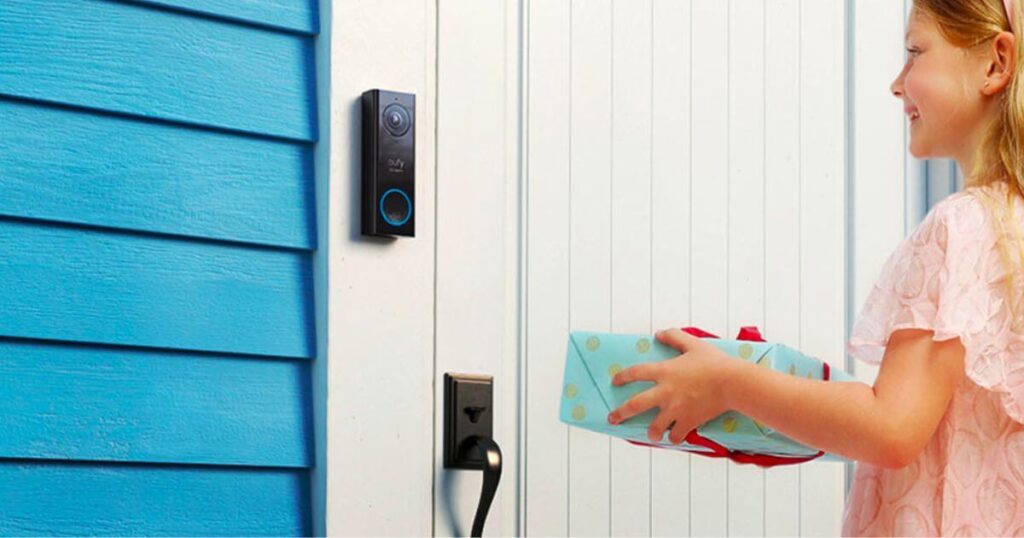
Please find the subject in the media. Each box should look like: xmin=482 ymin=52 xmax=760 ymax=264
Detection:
xmin=0 ymin=339 xmax=311 ymax=467
xmin=0 ymin=0 xmax=319 ymax=534
xmin=0 ymin=98 xmax=315 ymax=249
xmin=0 ymin=219 xmax=314 ymax=358
xmin=0 ymin=461 xmax=310 ymax=536
xmin=0 ymin=0 xmax=316 ymax=141
xmin=120 ymin=0 xmax=319 ymax=35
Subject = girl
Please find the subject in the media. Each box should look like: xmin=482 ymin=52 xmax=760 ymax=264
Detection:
xmin=606 ymin=0 xmax=1024 ymax=535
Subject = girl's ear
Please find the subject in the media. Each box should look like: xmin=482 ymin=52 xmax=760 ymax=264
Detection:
xmin=983 ymin=32 xmax=1017 ymax=96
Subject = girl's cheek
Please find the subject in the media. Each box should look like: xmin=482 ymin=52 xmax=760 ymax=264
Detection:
xmin=904 ymin=70 xmax=928 ymax=107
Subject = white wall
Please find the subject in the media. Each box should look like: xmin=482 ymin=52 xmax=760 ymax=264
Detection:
xmin=849 ymin=0 xmax=925 ymax=389
xmin=326 ymin=1 xmax=438 ymax=535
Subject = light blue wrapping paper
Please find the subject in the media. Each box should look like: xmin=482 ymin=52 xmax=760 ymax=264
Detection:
xmin=558 ymin=328 xmax=857 ymax=464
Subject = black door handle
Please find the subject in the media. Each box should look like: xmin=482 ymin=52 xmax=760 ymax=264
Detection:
xmin=465 ymin=436 xmax=502 ymax=537
xmin=443 ymin=373 xmax=501 ymax=536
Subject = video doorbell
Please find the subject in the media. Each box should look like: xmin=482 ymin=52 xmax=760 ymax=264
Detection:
xmin=362 ymin=89 xmax=415 ymax=237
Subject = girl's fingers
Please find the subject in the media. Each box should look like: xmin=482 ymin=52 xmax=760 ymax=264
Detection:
xmin=668 ymin=420 xmax=693 ymax=444
xmin=647 ymin=411 xmax=677 ymax=443
xmin=607 ymin=388 xmax=660 ymax=425
xmin=611 ymin=362 xmax=662 ymax=386
xmin=656 ymin=327 xmax=699 ymax=353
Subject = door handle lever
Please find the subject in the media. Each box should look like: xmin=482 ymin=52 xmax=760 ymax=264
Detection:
xmin=464 ymin=436 xmax=501 ymax=537
xmin=443 ymin=373 xmax=501 ymax=536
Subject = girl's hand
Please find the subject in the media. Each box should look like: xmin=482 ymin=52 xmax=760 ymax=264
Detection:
xmin=606 ymin=328 xmax=739 ymax=444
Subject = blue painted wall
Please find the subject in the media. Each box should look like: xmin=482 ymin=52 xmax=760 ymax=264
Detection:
xmin=0 ymin=0 xmax=320 ymax=534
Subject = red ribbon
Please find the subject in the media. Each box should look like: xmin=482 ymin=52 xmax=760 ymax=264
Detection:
xmin=625 ymin=325 xmax=828 ymax=468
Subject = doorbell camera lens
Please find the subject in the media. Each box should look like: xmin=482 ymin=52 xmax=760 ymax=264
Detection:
xmin=383 ymin=103 xmax=411 ymax=137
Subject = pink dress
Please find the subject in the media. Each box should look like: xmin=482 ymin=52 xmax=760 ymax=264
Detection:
xmin=842 ymin=181 xmax=1024 ymax=537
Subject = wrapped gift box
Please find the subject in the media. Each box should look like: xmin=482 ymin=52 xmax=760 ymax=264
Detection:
xmin=558 ymin=326 xmax=856 ymax=467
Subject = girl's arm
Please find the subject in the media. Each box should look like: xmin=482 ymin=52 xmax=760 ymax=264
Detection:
xmin=724 ymin=328 xmax=965 ymax=468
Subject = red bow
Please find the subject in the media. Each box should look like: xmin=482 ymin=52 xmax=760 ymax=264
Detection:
xmin=626 ymin=326 xmax=828 ymax=468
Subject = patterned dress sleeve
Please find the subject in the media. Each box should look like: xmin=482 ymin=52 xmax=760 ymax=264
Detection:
xmin=846 ymin=191 xmax=1024 ymax=423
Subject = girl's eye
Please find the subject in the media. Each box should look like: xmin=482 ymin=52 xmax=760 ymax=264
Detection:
xmin=906 ymin=48 xmax=920 ymax=57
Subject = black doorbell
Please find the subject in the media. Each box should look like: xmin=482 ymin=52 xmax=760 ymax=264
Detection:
xmin=362 ymin=89 xmax=415 ymax=237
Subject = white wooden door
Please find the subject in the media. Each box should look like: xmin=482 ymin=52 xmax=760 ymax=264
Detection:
xmin=433 ymin=0 xmax=524 ymax=535
xmin=325 ymin=0 xmax=923 ymax=535
xmin=523 ymin=0 xmax=848 ymax=535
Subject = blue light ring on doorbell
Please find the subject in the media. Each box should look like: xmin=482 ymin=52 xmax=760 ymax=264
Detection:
xmin=379 ymin=188 xmax=412 ymax=226
xmin=361 ymin=89 xmax=415 ymax=237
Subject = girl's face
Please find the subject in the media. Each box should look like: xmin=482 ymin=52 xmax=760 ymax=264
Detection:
xmin=890 ymin=8 xmax=993 ymax=162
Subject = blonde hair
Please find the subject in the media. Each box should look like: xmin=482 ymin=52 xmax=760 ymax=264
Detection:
xmin=914 ymin=0 xmax=1024 ymax=325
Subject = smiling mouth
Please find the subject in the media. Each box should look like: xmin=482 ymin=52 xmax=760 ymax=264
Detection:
xmin=910 ymin=111 xmax=921 ymax=121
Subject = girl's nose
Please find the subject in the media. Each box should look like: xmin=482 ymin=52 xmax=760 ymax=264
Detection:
xmin=890 ymin=77 xmax=903 ymax=98
xmin=891 ymin=64 xmax=908 ymax=98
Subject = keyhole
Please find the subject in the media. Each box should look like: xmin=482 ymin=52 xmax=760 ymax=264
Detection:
xmin=464 ymin=405 xmax=487 ymax=424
